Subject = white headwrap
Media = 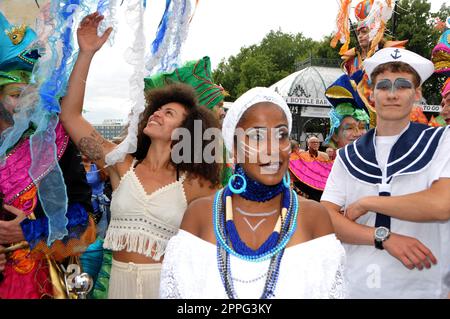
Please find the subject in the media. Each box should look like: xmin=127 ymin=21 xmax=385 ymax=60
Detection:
xmin=221 ymin=87 xmax=292 ymax=153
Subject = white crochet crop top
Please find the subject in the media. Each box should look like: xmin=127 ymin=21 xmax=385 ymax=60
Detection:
xmin=103 ymin=159 xmax=187 ymax=261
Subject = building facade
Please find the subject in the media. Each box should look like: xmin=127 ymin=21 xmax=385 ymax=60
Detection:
xmin=270 ymin=58 xmax=343 ymax=149
xmin=93 ymin=119 xmax=126 ymax=141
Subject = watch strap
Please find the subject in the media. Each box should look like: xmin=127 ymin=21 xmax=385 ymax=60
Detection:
xmin=374 ymin=238 xmax=384 ymax=250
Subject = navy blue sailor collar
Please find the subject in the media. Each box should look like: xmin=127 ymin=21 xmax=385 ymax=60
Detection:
xmin=338 ymin=122 xmax=449 ymax=185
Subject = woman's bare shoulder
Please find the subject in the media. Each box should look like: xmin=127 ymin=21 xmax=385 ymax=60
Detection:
xmin=180 ymin=193 xmax=217 ymax=242
xmin=297 ymin=196 xmax=334 ymax=239
xmin=112 ymin=154 xmax=134 ymax=175
xmin=105 ymin=154 xmax=134 ymax=187
xmin=183 ymin=175 xmax=219 ymax=203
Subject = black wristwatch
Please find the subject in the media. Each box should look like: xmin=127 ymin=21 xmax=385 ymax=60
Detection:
xmin=374 ymin=226 xmax=390 ymax=250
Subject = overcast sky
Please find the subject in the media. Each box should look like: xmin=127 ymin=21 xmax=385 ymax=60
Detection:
xmin=82 ymin=0 xmax=447 ymax=124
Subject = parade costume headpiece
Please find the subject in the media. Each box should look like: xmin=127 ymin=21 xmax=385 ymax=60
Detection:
xmin=0 ymin=12 xmax=39 ymax=73
xmin=221 ymin=87 xmax=292 ymax=154
xmin=0 ymin=7 xmax=71 ymax=245
xmin=0 ymin=69 xmax=32 ymax=87
xmin=144 ymin=56 xmax=227 ymax=110
xmin=364 ymin=47 xmax=434 ymax=85
xmin=0 ymin=12 xmax=39 ymax=96
xmin=331 ymin=0 xmax=394 ymax=57
xmin=431 ymin=17 xmax=450 ymax=98
xmin=324 ymin=70 xmax=370 ymax=145
xmin=441 ymin=78 xmax=450 ymax=98
xmin=0 ymin=1 xmax=123 ymax=245
xmin=429 ymin=17 xmax=450 ymax=127
xmin=431 ymin=17 xmax=450 ymax=78
xmin=325 ymin=70 xmax=366 ymax=110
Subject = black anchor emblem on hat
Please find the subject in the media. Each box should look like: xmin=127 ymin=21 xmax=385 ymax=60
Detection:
xmin=391 ymin=49 xmax=401 ymax=59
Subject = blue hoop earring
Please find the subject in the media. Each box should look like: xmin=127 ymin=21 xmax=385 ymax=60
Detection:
xmin=228 ymin=174 xmax=247 ymax=194
xmin=283 ymin=172 xmax=291 ymax=189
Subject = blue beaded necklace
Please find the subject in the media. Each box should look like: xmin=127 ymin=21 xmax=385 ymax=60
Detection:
xmin=231 ymin=165 xmax=285 ymax=202
xmin=213 ymin=173 xmax=299 ymax=298
xmin=224 ymin=186 xmax=290 ymax=256
xmin=214 ymin=187 xmax=298 ymax=262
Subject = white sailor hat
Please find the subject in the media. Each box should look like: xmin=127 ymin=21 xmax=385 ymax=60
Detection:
xmin=363 ymin=48 xmax=434 ymax=85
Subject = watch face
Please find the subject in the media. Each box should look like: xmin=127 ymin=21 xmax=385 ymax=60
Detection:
xmin=375 ymin=227 xmax=388 ymax=240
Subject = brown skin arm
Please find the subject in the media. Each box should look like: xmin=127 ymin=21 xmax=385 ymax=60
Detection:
xmin=0 ymin=247 xmax=6 ymax=272
xmin=59 ymin=13 xmax=115 ymax=169
xmin=0 ymin=205 xmax=26 ymax=245
xmin=320 ymin=200 xmax=375 ymax=245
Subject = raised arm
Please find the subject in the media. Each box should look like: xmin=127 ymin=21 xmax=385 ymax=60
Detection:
xmin=345 ymin=178 xmax=450 ymax=222
xmin=59 ymin=12 xmax=114 ymax=166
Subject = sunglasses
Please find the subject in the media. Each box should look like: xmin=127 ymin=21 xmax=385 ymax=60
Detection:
xmin=375 ymin=78 xmax=414 ymax=93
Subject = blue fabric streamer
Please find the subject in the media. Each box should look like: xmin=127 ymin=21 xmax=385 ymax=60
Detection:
xmin=21 ymin=202 xmax=90 ymax=249
xmin=0 ymin=110 xmax=31 ymax=162
xmin=97 ymin=0 xmax=109 ymax=13
xmin=151 ymin=0 xmax=171 ymax=54
xmin=2 ymin=0 xmax=111 ymax=245
xmin=29 ymin=116 xmax=69 ymax=245
xmin=30 ymin=0 xmax=82 ymax=245
xmin=39 ymin=1 xmax=79 ymax=113
xmin=157 ymin=0 xmax=187 ymax=73
xmin=325 ymin=108 xmax=343 ymax=145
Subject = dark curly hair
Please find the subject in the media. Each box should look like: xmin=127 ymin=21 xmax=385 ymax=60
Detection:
xmin=133 ymin=82 xmax=222 ymax=187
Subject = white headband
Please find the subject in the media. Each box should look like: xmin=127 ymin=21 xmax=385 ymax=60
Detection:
xmin=221 ymin=87 xmax=292 ymax=153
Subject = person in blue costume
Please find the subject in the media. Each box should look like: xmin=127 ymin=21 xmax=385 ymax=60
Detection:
xmin=321 ymin=48 xmax=450 ymax=298
xmin=0 ymin=11 xmax=95 ymax=299
xmin=79 ymin=155 xmax=111 ymax=298
xmin=82 ymin=155 xmax=111 ymax=237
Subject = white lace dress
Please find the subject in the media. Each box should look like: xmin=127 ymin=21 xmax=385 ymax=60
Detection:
xmin=159 ymin=230 xmax=347 ymax=299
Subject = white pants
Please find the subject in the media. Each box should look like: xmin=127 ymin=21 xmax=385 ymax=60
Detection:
xmin=108 ymin=259 xmax=162 ymax=299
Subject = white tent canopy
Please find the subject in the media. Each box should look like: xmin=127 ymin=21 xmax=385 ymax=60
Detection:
xmin=270 ymin=65 xmax=344 ymax=109
xmin=269 ymin=65 xmax=344 ymax=121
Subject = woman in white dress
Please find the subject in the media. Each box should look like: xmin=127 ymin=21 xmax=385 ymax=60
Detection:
xmin=160 ymin=87 xmax=347 ymax=299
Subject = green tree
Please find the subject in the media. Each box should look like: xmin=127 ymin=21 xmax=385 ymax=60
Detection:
xmin=214 ymin=0 xmax=444 ymax=105
xmin=388 ymin=0 xmax=449 ymax=105
xmin=213 ymin=30 xmax=317 ymax=100
xmin=237 ymin=54 xmax=275 ymax=95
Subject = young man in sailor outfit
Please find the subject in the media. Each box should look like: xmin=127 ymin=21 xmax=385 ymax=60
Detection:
xmin=321 ymin=47 xmax=450 ymax=299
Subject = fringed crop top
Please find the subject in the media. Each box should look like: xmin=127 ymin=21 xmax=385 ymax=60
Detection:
xmin=103 ymin=160 xmax=187 ymax=261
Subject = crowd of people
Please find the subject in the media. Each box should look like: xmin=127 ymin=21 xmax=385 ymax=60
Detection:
xmin=0 ymin=0 xmax=449 ymax=299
